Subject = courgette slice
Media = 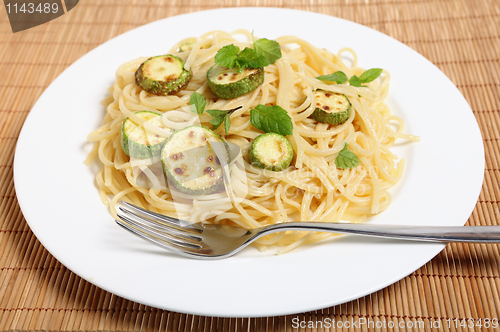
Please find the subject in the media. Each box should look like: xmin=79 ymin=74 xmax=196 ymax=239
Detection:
xmin=161 ymin=126 xmax=230 ymax=195
xmin=249 ymin=133 xmax=293 ymax=171
xmin=310 ymin=90 xmax=352 ymax=125
xmin=207 ymin=64 xmax=264 ymax=99
xmin=179 ymin=42 xmax=196 ymax=52
xmin=135 ymin=55 xmax=192 ymax=96
xmin=179 ymin=40 xmax=212 ymax=52
xmin=121 ymin=111 xmax=169 ymax=159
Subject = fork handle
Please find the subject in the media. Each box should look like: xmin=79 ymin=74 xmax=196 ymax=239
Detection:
xmin=260 ymin=223 xmax=500 ymax=243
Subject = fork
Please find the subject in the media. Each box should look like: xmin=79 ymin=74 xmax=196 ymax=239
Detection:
xmin=115 ymin=201 xmax=500 ymax=260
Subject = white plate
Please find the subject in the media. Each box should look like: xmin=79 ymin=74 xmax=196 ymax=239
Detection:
xmin=14 ymin=8 xmax=484 ymax=317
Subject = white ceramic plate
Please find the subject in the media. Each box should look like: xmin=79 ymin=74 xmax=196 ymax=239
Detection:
xmin=14 ymin=8 xmax=484 ymax=317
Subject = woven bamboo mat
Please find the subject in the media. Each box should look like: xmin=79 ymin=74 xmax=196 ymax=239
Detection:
xmin=0 ymin=0 xmax=499 ymax=331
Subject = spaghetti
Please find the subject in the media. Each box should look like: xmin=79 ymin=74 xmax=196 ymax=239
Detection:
xmin=85 ymin=30 xmax=419 ymax=254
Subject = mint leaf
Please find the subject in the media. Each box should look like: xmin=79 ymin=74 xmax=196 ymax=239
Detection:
xmin=359 ymin=68 xmax=383 ymax=83
xmin=207 ymin=110 xmax=225 ymax=130
xmin=234 ymin=47 xmax=268 ymax=71
xmin=224 ymin=113 xmax=231 ymax=135
xmin=214 ymin=44 xmax=240 ymax=68
xmin=207 ymin=107 xmax=241 ymax=132
xmin=190 ymin=92 xmax=206 ymax=115
xmin=250 ymin=105 xmax=293 ymax=136
xmin=316 ymin=71 xmax=348 ymax=84
xmin=240 ymin=47 xmax=269 ymax=67
xmin=349 ymin=75 xmax=362 ymax=87
xmin=253 ymin=38 xmax=282 ymax=65
xmin=206 ymin=109 xmax=227 ymax=118
xmin=347 ymin=69 xmax=382 ymax=87
xmin=209 ymin=117 xmax=225 ymax=130
xmin=214 ymin=43 xmax=272 ymax=72
xmin=335 ymin=143 xmax=360 ymax=169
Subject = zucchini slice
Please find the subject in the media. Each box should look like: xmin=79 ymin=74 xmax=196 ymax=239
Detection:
xmin=121 ymin=111 xmax=169 ymax=159
xmin=249 ymin=133 xmax=293 ymax=171
xmin=179 ymin=42 xmax=196 ymax=52
xmin=207 ymin=64 xmax=264 ymax=99
xmin=135 ymin=55 xmax=192 ymax=96
xmin=179 ymin=40 xmax=212 ymax=52
xmin=310 ymin=90 xmax=352 ymax=125
xmin=161 ymin=126 xmax=230 ymax=195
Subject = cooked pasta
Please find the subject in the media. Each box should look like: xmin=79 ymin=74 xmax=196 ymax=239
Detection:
xmin=85 ymin=30 xmax=419 ymax=254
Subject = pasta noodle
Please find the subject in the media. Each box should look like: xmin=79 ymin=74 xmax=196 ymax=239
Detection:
xmin=85 ymin=30 xmax=419 ymax=254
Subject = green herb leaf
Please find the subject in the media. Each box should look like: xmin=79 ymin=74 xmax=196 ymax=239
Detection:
xmin=224 ymin=113 xmax=231 ymax=135
xmin=335 ymin=143 xmax=360 ymax=169
xmin=207 ymin=107 xmax=241 ymax=133
xmin=207 ymin=110 xmax=226 ymax=130
xmin=349 ymin=75 xmax=362 ymax=87
xmin=206 ymin=109 xmax=227 ymax=118
xmin=209 ymin=117 xmax=225 ymax=130
xmin=235 ymin=47 xmax=268 ymax=70
xmin=214 ymin=44 xmax=240 ymax=68
xmin=250 ymin=105 xmax=293 ymax=136
xmin=316 ymin=71 xmax=348 ymax=84
xmin=359 ymin=68 xmax=383 ymax=83
xmin=253 ymin=38 xmax=282 ymax=65
xmin=190 ymin=92 xmax=206 ymax=115
xmin=214 ymin=43 xmax=272 ymax=72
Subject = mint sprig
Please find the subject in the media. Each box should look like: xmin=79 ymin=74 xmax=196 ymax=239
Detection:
xmin=207 ymin=110 xmax=226 ymax=129
xmin=214 ymin=38 xmax=282 ymax=72
xmin=250 ymin=105 xmax=293 ymax=136
xmin=236 ymin=47 xmax=268 ymax=69
xmin=335 ymin=143 xmax=360 ymax=169
xmin=359 ymin=68 xmax=383 ymax=83
xmin=214 ymin=44 xmax=239 ymax=68
xmin=317 ymin=68 xmax=383 ymax=87
xmin=316 ymin=71 xmax=348 ymax=84
xmin=350 ymin=68 xmax=383 ymax=87
xmin=214 ymin=44 xmax=267 ymax=73
xmin=206 ymin=106 xmax=242 ymax=135
xmin=190 ymin=92 xmax=206 ymax=115
xmin=253 ymin=37 xmax=282 ymax=65
xmin=190 ymin=91 xmax=239 ymax=135
xmin=349 ymin=75 xmax=362 ymax=87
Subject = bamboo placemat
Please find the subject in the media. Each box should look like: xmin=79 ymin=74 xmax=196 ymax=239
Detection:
xmin=1 ymin=0 xmax=499 ymax=331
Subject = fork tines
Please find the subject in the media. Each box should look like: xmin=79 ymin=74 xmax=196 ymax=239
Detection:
xmin=116 ymin=201 xmax=203 ymax=251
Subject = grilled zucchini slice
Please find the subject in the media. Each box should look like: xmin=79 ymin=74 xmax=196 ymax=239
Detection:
xmin=310 ymin=90 xmax=352 ymax=125
xmin=161 ymin=126 xmax=230 ymax=195
xmin=135 ymin=55 xmax=192 ymax=96
xmin=121 ymin=111 xmax=169 ymax=159
xmin=179 ymin=39 xmax=212 ymax=52
xmin=179 ymin=42 xmax=196 ymax=52
xmin=207 ymin=64 xmax=264 ymax=99
xmin=249 ymin=133 xmax=293 ymax=171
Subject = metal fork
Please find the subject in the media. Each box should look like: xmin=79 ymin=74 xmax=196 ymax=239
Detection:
xmin=115 ymin=201 xmax=500 ymax=260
